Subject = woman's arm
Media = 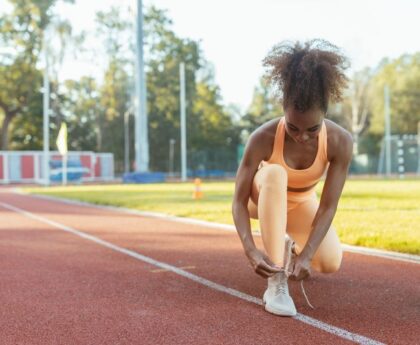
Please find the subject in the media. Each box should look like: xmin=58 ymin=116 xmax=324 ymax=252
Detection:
xmin=232 ymin=132 xmax=266 ymax=253
xmin=232 ymin=121 xmax=282 ymax=278
xmin=291 ymin=130 xmax=353 ymax=280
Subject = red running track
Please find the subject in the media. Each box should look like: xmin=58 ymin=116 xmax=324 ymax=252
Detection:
xmin=0 ymin=190 xmax=419 ymax=344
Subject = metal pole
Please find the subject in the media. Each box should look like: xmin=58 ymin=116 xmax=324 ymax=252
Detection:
xmin=169 ymin=138 xmax=175 ymax=176
xmin=417 ymin=121 xmax=420 ymax=175
xmin=135 ymin=0 xmax=149 ymax=172
xmin=43 ymin=32 xmax=50 ymax=186
xmin=180 ymin=62 xmax=187 ymax=181
xmin=377 ymin=141 xmax=384 ymax=175
xmin=384 ymin=85 xmax=391 ymax=177
xmin=62 ymin=154 xmax=67 ymax=185
xmin=124 ymin=110 xmax=130 ymax=174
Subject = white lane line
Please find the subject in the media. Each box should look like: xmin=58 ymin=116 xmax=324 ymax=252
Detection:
xmin=1 ymin=201 xmax=384 ymax=345
xmin=18 ymin=191 xmax=420 ymax=265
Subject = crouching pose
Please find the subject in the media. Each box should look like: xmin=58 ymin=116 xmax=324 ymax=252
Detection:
xmin=232 ymin=39 xmax=353 ymax=316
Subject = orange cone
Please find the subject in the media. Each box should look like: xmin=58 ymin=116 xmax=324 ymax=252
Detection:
xmin=193 ymin=178 xmax=203 ymax=199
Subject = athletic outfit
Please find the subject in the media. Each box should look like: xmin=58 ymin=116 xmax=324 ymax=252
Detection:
xmin=267 ymin=115 xmax=329 ymax=210
xmin=247 ymin=116 xmax=342 ymax=316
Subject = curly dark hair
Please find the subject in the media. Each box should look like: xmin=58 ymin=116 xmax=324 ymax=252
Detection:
xmin=263 ymin=39 xmax=349 ymax=113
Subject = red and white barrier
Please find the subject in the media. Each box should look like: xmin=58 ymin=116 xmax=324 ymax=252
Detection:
xmin=0 ymin=151 xmax=114 ymax=184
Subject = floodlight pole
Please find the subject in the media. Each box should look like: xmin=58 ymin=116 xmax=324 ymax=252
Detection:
xmin=169 ymin=138 xmax=175 ymax=177
xmin=135 ymin=0 xmax=149 ymax=172
xmin=417 ymin=121 xmax=420 ymax=175
xmin=180 ymin=62 xmax=187 ymax=181
xmin=124 ymin=110 xmax=130 ymax=174
xmin=43 ymin=31 xmax=50 ymax=186
xmin=384 ymin=85 xmax=391 ymax=177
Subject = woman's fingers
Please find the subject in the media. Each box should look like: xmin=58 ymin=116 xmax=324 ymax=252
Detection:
xmin=256 ymin=260 xmax=282 ymax=278
xmin=261 ymin=259 xmax=283 ymax=273
xmin=290 ymin=267 xmax=309 ymax=281
xmin=256 ymin=267 xmax=277 ymax=278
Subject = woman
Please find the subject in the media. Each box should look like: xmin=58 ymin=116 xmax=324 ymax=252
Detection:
xmin=232 ymin=39 xmax=353 ymax=316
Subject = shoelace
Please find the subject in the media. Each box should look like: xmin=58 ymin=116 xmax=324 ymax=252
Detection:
xmin=284 ymin=238 xmax=315 ymax=310
xmin=299 ymin=280 xmax=314 ymax=309
xmin=274 ymin=271 xmax=288 ymax=295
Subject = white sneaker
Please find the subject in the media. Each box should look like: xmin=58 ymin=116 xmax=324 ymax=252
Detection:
xmin=262 ymin=236 xmax=297 ymax=316
xmin=263 ymin=270 xmax=297 ymax=316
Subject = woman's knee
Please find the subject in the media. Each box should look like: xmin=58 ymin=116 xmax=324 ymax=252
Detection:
xmin=251 ymin=164 xmax=287 ymax=202
xmin=314 ymin=247 xmax=343 ymax=273
xmin=259 ymin=164 xmax=287 ymax=186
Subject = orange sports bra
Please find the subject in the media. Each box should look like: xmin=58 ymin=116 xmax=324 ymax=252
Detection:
xmin=264 ymin=116 xmax=330 ymax=189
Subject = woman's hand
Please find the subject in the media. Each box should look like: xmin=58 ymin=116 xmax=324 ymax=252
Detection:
xmin=289 ymin=254 xmax=312 ymax=281
xmin=246 ymin=248 xmax=283 ymax=279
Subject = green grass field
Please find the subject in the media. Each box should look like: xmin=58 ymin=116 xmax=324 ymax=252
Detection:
xmin=24 ymin=179 xmax=420 ymax=255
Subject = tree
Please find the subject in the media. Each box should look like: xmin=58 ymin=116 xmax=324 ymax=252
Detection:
xmin=348 ymin=68 xmax=373 ymax=154
xmin=0 ymin=59 xmax=41 ymax=149
xmin=48 ymin=17 xmax=84 ymax=138
xmin=93 ymin=6 xmax=133 ymax=171
xmin=61 ymin=77 xmax=100 ymax=151
xmin=0 ymin=0 xmax=74 ymax=150
xmin=369 ymin=53 xmax=420 ymax=135
xmin=143 ymin=6 xmax=239 ymax=172
xmin=327 ymin=68 xmax=373 ymax=155
xmin=1 ymin=3 xmax=241 ymax=173
xmin=244 ymin=76 xmax=283 ymax=129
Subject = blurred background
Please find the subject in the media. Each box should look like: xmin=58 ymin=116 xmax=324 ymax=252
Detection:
xmin=0 ymin=0 xmax=419 ymax=184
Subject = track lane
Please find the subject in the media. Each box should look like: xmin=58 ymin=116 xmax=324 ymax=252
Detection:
xmin=2 ymin=190 xmax=419 ymax=344
xmin=0 ymin=194 xmax=354 ymax=345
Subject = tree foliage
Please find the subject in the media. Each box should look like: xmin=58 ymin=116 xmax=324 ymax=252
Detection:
xmin=0 ymin=0 xmax=74 ymax=150
xmin=62 ymin=5 xmax=239 ymax=173
xmin=2 ymin=1 xmax=418 ymax=176
xmin=369 ymin=54 xmax=420 ymax=135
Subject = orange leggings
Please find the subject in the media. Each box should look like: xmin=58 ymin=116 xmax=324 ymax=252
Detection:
xmin=247 ymin=164 xmax=342 ymax=273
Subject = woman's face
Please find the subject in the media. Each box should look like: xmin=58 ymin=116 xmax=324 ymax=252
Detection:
xmin=284 ymin=107 xmax=325 ymax=144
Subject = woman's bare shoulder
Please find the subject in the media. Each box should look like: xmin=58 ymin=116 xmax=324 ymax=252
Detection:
xmin=324 ymin=118 xmax=353 ymax=162
xmin=251 ymin=117 xmax=281 ymax=142
xmin=247 ymin=118 xmax=281 ymax=160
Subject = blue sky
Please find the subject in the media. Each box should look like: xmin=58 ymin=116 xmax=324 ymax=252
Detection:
xmin=2 ymin=0 xmax=419 ymax=111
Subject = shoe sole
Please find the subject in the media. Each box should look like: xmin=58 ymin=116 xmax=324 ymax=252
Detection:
xmin=263 ymin=298 xmax=297 ymax=317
